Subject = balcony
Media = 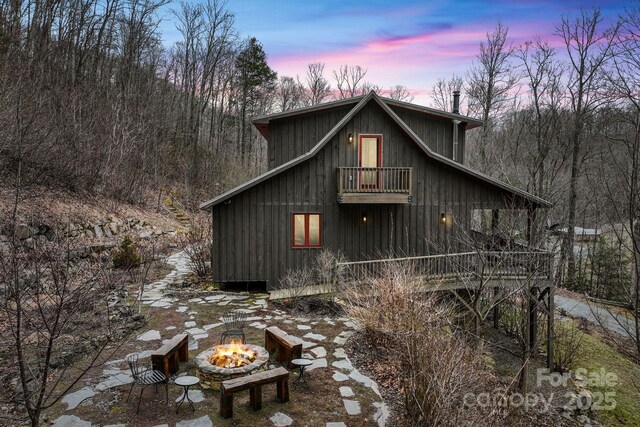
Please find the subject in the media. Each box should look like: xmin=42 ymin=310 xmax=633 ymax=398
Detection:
xmin=337 ymin=167 xmax=412 ymax=204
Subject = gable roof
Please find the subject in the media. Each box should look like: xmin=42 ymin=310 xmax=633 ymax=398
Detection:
xmin=200 ymin=91 xmax=551 ymax=210
xmin=252 ymin=93 xmax=483 ymax=139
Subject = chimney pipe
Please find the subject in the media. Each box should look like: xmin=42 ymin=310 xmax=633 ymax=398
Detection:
xmin=452 ymin=90 xmax=460 ymax=114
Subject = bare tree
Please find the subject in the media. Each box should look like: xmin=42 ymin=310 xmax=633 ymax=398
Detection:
xmin=276 ymin=75 xmax=306 ymax=112
xmin=333 ymin=64 xmax=368 ymax=99
xmin=430 ymin=75 xmax=463 ymax=112
xmin=387 ymin=84 xmax=414 ymax=102
xmin=583 ymin=4 xmax=640 ymax=360
xmin=466 ymin=22 xmax=518 ymax=168
xmin=305 ymin=62 xmax=331 ymax=105
xmin=514 ymin=39 xmax=569 ymax=201
xmin=556 ymin=8 xmax=619 ymax=287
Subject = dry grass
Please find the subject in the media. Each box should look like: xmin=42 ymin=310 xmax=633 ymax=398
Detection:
xmin=339 ymin=261 xmax=499 ymax=426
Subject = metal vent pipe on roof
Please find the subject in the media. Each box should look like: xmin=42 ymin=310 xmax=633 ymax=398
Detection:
xmin=452 ymin=90 xmax=460 ymax=114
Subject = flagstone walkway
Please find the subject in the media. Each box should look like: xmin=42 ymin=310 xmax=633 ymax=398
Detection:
xmin=50 ymin=251 xmax=389 ymax=427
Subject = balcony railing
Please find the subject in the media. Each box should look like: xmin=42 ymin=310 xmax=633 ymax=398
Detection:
xmin=337 ymin=251 xmax=554 ymax=284
xmin=337 ymin=167 xmax=412 ymax=194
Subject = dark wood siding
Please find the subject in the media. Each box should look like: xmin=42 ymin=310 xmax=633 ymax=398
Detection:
xmin=212 ymin=101 xmax=523 ymax=289
xmin=267 ymin=105 xmax=354 ymax=169
xmin=389 ymin=105 xmax=469 ymax=163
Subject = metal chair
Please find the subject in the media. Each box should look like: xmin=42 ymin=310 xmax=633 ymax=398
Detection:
xmin=220 ymin=311 xmax=248 ymax=344
xmin=126 ymin=353 xmax=168 ymax=414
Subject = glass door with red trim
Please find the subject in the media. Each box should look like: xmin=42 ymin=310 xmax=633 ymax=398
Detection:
xmin=359 ymin=135 xmax=382 ymax=190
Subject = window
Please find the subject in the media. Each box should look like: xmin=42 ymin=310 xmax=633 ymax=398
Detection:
xmin=471 ymin=209 xmax=493 ymax=233
xmin=292 ymin=213 xmax=322 ymax=247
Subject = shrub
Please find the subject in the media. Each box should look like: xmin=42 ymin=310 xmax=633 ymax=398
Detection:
xmin=542 ymin=319 xmax=585 ymax=374
xmin=340 ymin=261 xmax=496 ymax=425
xmin=112 ymin=235 xmax=141 ymax=269
xmin=180 ymin=219 xmax=212 ymax=279
xmin=277 ymin=250 xmax=345 ymax=298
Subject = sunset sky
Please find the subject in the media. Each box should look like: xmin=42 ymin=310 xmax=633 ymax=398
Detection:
xmin=162 ymin=0 xmax=627 ymax=105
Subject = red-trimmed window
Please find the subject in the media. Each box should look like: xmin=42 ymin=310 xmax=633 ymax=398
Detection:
xmin=292 ymin=213 xmax=322 ymax=248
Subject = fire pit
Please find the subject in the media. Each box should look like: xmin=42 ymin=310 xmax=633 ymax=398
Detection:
xmin=195 ymin=341 xmax=269 ymax=389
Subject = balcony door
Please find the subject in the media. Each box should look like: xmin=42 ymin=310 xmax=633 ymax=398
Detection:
xmin=359 ymin=134 xmax=382 ymax=190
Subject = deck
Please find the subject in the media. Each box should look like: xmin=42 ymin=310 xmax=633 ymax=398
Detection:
xmin=270 ymin=251 xmax=554 ymax=299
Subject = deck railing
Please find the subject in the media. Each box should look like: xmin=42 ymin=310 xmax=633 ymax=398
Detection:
xmin=336 ymin=251 xmax=554 ymax=283
xmin=337 ymin=167 xmax=412 ymax=193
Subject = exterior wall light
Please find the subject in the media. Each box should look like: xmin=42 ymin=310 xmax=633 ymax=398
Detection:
xmin=441 ymin=213 xmax=447 ymax=224
xmin=348 ymin=133 xmax=354 ymax=144
xmin=362 ymin=212 xmax=367 ymax=223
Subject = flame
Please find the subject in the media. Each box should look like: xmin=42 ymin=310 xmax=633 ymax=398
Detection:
xmin=209 ymin=340 xmax=256 ymax=368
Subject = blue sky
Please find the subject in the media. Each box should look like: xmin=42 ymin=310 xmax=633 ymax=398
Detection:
xmin=159 ymin=0 xmax=628 ymax=104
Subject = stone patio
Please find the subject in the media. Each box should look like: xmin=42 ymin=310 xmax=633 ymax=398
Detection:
xmin=49 ymin=250 xmax=389 ymax=427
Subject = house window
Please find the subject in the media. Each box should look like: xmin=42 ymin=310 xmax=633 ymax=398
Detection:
xmin=292 ymin=213 xmax=322 ymax=247
xmin=471 ymin=209 xmax=493 ymax=233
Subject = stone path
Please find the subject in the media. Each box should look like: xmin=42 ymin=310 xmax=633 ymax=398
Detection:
xmin=52 ymin=250 xmax=389 ymax=427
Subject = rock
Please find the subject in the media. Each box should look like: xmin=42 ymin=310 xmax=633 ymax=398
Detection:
xmin=61 ymin=387 xmax=96 ymax=410
xmin=175 ymin=389 xmax=205 ymax=403
xmin=339 ymin=386 xmax=354 ymax=397
xmin=306 ymin=358 xmax=327 ymax=371
xmin=23 ymin=237 xmax=36 ymax=249
xmin=343 ymin=399 xmax=361 ymax=415
xmin=14 ymin=223 xmax=33 ymax=240
xmin=333 ymin=348 xmax=347 ymax=358
xmin=373 ymin=402 xmax=390 ymax=427
xmin=303 ymin=332 xmax=326 ymax=341
xmin=310 ymin=346 xmax=327 ymax=358
xmin=176 ymin=416 xmax=212 ymax=427
xmin=136 ymin=330 xmax=161 ymax=341
xmin=44 ymin=229 xmax=57 ymax=241
xmin=51 ymin=415 xmax=92 ymax=427
xmin=269 ymin=412 xmax=293 ymax=426
xmin=109 ymin=223 xmax=119 ymax=235
xmin=332 ymin=371 xmax=349 ymax=382
xmin=93 ymin=225 xmax=104 ymax=239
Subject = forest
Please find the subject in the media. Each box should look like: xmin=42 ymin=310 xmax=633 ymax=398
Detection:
xmin=0 ymin=0 xmax=638 ymax=310
xmin=2 ymin=1 xmax=640 ymax=426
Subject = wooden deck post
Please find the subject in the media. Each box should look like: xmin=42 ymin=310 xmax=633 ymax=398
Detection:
xmin=529 ymin=288 xmax=539 ymax=354
xmin=493 ymin=287 xmax=500 ymax=329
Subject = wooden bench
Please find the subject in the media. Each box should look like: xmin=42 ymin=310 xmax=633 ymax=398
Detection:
xmin=264 ymin=326 xmax=302 ymax=369
xmin=150 ymin=333 xmax=188 ymax=378
xmin=219 ymin=367 xmax=290 ymax=418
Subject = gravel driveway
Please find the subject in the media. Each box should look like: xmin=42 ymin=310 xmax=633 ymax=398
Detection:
xmin=555 ymin=294 xmax=637 ymax=338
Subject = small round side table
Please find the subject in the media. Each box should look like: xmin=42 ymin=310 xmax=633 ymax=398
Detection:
xmin=291 ymin=358 xmax=313 ymax=387
xmin=175 ymin=375 xmax=200 ymax=413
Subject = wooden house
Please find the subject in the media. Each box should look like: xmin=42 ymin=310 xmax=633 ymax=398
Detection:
xmin=200 ymin=91 xmax=552 ymax=291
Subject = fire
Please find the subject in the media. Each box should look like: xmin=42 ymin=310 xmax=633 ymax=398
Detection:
xmin=209 ymin=340 xmax=256 ymax=368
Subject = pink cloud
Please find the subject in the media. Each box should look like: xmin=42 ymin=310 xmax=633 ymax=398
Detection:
xmin=269 ymin=19 xmax=566 ymax=105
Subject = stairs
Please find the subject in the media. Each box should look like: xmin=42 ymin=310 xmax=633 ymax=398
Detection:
xmin=164 ymin=196 xmax=193 ymax=232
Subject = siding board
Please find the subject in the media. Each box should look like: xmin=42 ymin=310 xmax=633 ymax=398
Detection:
xmin=211 ymin=99 xmax=532 ymax=288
